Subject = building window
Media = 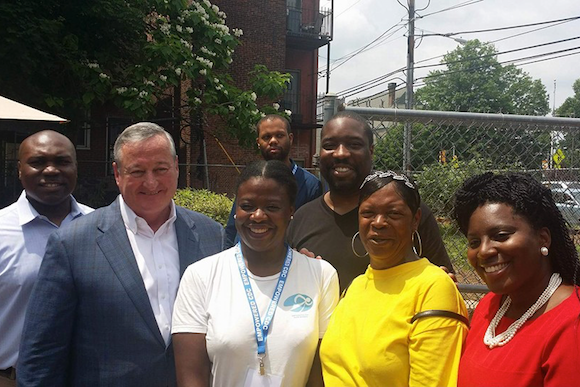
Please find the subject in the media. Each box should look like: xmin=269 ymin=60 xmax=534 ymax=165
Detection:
xmin=281 ymin=70 xmax=301 ymax=115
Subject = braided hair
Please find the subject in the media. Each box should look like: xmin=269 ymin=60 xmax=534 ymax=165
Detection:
xmin=453 ymin=172 xmax=580 ymax=286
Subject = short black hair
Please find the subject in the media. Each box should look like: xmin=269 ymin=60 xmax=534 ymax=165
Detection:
xmin=326 ymin=111 xmax=373 ymax=147
xmin=256 ymin=114 xmax=291 ymax=135
xmin=236 ymin=160 xmax=297 ymax=206
xmin=453 ymin=172 xmax=580 ymax=285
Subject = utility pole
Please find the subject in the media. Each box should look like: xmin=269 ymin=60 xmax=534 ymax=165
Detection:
xmin=403 ymin=0 xmax=415 ymax=172
xmin=326 ymin=0 xmax=334 ymax=93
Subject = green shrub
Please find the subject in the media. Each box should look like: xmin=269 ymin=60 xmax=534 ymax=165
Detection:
xmin=174 ymin=188 xmax=233 ymax=226
xmin=415 ymin=158 xmax=491 ymax=218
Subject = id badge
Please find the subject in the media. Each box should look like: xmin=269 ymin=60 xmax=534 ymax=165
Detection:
xmin=243 ymin=367 xmax=283 ymax=387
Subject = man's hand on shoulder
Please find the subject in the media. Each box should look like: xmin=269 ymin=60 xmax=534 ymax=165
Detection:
xmin=299 ymin=247 xmax=322 ymax=260
xmin=439 ymin=265 xmax=458 ymax=284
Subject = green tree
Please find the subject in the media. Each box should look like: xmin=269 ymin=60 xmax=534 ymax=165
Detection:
xmin=415 ymin=40 xmax=549 ymax=115
xmin=0 ymin=0 xmax=290 ymax=147
xmin=556 ymin=79 xmax=580 ymax=118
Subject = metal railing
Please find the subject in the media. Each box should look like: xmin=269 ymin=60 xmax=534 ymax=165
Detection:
xmin=343 ymin=105 xmax=580 ymax=304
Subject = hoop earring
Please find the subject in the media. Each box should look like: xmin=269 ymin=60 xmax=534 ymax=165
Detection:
xmin=412 ymin=230 xmax=423 ymax=257
xmin=351 ymin=232 xmax=369 ymax=258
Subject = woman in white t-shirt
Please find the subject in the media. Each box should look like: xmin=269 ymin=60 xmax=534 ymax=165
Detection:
xmin=172 ymin=159 xmax=339 ymax=387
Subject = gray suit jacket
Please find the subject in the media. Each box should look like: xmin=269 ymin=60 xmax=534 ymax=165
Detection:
xmin=17 ymin=200 xmax=224 ymax=387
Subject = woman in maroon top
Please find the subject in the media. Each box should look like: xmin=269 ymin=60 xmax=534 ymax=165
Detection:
xmin=454 ymin=172 xmax=580 ymax=387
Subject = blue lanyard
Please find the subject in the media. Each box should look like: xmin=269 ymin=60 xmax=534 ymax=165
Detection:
xmin=235 ymin=242 xmax=293 ymax=357
xmin=291 ymin=162 xmax=298 ymax=175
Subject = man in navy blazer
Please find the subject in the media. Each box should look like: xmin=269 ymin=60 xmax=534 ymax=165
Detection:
xmin=17 ymin=122 xmax=224 ymax=386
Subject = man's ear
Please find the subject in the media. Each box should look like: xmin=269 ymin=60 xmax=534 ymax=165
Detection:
xmin=17 ymin=161 xmax=21 ymax=179
xmin=113 ymin=162 xmax=121 ymax=186
xmin=288 ymin=132 xmax=294 ymax=146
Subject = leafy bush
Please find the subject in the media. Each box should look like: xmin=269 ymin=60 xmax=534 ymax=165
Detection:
xmin=174 ymin=188 xmax=233 ymax=226
xmin=415 ymin=158 xmax=491 ymax=218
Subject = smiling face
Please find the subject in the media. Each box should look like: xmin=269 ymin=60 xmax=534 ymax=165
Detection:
xmin=235 ymin=177 xmax=294 ymax=254
xmin=18 ymin=131 xmax=77 ymax=207
xmin=466 ymin=202 xmax=552 ymax=295
xmin=358 ymin=183 xmax=420 ymax=270
xmin=256 ymin=117 xmax=293 ymax=163
xmin=113 ymin=134 xmax=178 ymax=229
xmin=320 ymin=117 xmax=374 ymax=195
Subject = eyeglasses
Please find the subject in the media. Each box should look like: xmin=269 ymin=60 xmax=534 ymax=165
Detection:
xmin=360 ymin=170 xmax=416 ymax=190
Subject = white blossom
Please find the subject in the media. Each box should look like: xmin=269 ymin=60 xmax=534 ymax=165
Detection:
xmin=228 ymin=105 xmax=235 ymax=112
xmin=233 ymin=28 xmax=243 ymax=37
xmin=201 ymin=46 xmax=216 ymax=57
xmin=252 ymin=109 xmax=259 ymax=115
xmin=186 ymin=27 xmax=193 ymax=34
xmin=260 ymin=112 xmax=266 ymax=118
xmin=194 ymin=97 xmax=202 ymax=105
xmin=199 ymin=69 xmax=207 ymax=75
xmin=214 ymin=38 xmax=222 ymax=45
xmin=139 ymin=91 xmax=148 ymax=98
xmin=99 ymin=73 xmax=109 ymax=79
xmin=212 ymin=4 xmax=219 ymax=13
xmin=116 ymin=87 xmax=127 ymax=94
xmin=272 ymin=103 xmax=280 ymax=110
xmin=180 ymin=39 xmax=192 ymax=49
xmin=87 ymin=62 xmax=99 ymax=69
xmin=160 ymin=23 xmax=171 ymax=35
xmin=159 ymin=75 xmax=168 ymax=82
xmin=176 ymin=25 xmax=183 ymax=33
xmin=175 ymin=68 xmax=182 ymax=76
xmin=145 ymin=80 xmax=155 ymax=86
xmin=250 ymin=92 xmax=257 ymax=101
xmin=284 ymin=110 xmax=292 ymax=116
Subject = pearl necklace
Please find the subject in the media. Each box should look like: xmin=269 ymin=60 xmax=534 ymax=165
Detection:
xmin=483 ymin=273 xmax=562 ymax=349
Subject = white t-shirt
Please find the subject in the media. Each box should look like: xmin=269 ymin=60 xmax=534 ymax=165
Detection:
xmin=172 ymin=247 xmax=339 ymax=387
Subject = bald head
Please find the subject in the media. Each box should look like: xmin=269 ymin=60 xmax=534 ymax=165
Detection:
xmin=18 ymin=130 xmax=78 ymax=207
xmin=19 ymin=131 xmax=76 ymax=162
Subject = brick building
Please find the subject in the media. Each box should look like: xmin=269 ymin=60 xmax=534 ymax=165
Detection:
xmin=0 ymin=0 xmax=332 ymax=206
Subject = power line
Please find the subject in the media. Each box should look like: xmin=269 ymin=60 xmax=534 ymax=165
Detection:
xmin=413 ymin=36 xmax=580 ymax=71
xmin=425 ymin=15 xmax=580 ymax=37
xmin=340 ymin=45 xmax=580 ymax=100
xmin=416 ymin=0 xmax=484 ymax=19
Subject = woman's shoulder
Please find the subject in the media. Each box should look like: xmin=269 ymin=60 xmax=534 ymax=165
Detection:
xmin=182 ymin=247 xmax=235 ymax=278
xmin=291 ymin=249 xmax=338 ymax=277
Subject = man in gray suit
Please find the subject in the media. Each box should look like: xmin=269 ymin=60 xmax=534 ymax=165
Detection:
xmin=17 ymin=123 xmax=224 ymax=386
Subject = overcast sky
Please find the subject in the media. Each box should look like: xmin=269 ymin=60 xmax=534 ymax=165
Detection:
xmin=318 ymin=0 xmax=579 ymax=113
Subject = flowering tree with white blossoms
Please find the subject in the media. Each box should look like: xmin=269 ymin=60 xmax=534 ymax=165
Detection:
xmin=85 ymin=0 xmax=290 ymax=146
xmin=0 ymin=0 xmax=290 ymax=148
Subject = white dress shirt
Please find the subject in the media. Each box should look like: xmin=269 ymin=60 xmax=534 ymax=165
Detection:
xmin=118 ymin=196 xmax=180 ymax=346
xmin=0 ymin=191 xmax=93 ymax=369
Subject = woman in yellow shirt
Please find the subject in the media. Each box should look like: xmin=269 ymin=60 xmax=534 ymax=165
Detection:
xmin=320 ymin=170 xmax=468 ymax=387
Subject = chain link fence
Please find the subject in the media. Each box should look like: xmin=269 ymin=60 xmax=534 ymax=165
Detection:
xmin=345 ymin=106 xmax=580 ymax=309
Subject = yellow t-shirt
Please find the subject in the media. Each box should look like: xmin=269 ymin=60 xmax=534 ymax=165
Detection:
xmin=320 ymin=258 xmax=468 ymax=387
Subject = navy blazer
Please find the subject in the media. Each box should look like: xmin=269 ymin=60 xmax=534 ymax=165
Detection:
xmin=17 ymin=199 xmax=224 ymax=387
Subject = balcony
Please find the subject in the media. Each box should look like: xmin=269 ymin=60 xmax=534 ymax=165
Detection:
xmin=281 ymin=91 xmax=319 ymax=127
xmin=286 ymin=6 xmax=332 ymax=50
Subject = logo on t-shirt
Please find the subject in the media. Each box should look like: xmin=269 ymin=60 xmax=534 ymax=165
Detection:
xmin=283 ymin=293 xmax=313 ymax=312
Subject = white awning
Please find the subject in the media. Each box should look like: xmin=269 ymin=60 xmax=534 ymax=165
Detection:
xmin=0 ymin=95 xmax=68 ymax=122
